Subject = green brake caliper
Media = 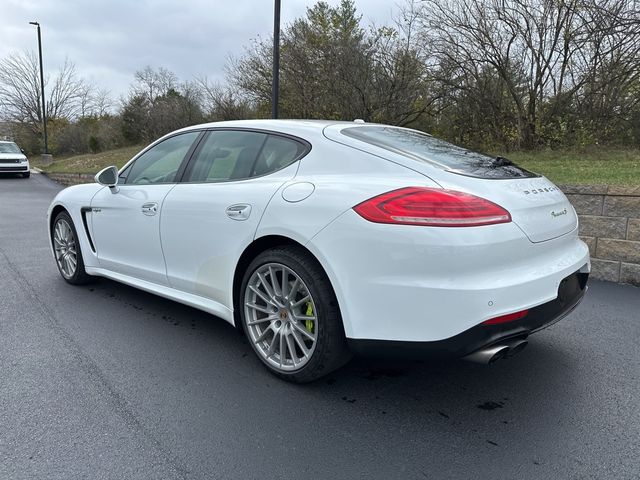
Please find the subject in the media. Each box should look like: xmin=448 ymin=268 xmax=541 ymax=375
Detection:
xmin=305 ymin=301 xmax=314 ymax=333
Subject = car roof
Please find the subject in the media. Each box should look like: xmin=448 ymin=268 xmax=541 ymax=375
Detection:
xmin=172 ymin=119 xmax=362 ymax=139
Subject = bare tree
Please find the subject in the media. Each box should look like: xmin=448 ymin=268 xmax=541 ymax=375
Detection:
xmin=0 ymin=50 xmax=98 ymax=125
xmin=78 ymin=84 xmax=113 ymax=117
xmin=0 ymin=51 xmax=43 ymax=124
xmin=195 ymin=75 xmax=254 ymax=120
xmin=132 ymin=66 xmax=178 ymax=104
xmin=416 ymin=0 xmax=591 ymax=148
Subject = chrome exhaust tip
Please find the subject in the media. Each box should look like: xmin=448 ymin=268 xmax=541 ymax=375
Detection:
xmin=463 ymin=338 xmax=529 ymax=364
xmin=505 ymin=338 xmax=528 ymax=357
xmin=463 ymin=344 xmax=511 ymax=364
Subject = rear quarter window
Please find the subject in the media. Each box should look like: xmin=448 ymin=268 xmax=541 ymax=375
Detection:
xmin=342 ymin=126 xmax=538 ymax=179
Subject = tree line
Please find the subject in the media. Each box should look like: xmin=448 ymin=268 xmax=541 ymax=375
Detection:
xmin=0 ymin=0 xmax=638 ymax=156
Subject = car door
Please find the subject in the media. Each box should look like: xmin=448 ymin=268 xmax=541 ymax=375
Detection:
xmin=90 ymin=130 xmax=202 ymax=285
xmin=161 ymin=129 xmax=309 ymax=310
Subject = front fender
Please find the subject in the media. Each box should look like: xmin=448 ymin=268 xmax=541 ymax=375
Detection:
xmin=47 ymin=183 xmax=104 ymax=268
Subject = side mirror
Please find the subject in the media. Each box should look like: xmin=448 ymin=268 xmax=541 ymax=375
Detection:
xmin=20 ymin=148 xmax=26 ymax=154
xmin=95 ymin=166 xmax=119 ymax=192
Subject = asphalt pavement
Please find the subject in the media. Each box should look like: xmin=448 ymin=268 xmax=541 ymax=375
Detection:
xmin=1 ymin=172 xmax=639 ymax=480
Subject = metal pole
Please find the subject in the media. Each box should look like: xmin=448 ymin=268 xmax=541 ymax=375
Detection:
xmin=30 ymin=22 xmax=48 ymax=154
xmin=271 ymin=0 xmax=281 ymax=119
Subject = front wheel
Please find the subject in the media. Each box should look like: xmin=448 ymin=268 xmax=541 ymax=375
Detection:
xmin=52 ymin=211 xmax=92 ymax=284
xmin=240 ymin=246 xmax=351 ymax=383
xmin=22 ymin=171 xmax=31 ymax=178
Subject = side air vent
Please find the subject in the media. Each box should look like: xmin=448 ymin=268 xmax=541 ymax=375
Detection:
xmin=80 ymin=207 xmax=96 ymax=253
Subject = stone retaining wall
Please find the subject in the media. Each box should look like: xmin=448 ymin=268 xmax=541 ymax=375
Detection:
xmin=44 ymin=172 xmax=95 ymax=186
xmin=41 ymin=172 xmax=639 ymax=286
xmin=561 ymin=184 xmax=640 ymax=286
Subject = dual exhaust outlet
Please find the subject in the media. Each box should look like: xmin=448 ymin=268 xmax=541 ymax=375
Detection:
xmin=463 ymin=338 xmax=528 ymax=364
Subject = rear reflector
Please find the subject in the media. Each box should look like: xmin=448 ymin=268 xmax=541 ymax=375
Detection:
xmin=482 ymin=309 xmax=529 ymax=325
xmin=353 ymin=187 xmax=511 ymax=227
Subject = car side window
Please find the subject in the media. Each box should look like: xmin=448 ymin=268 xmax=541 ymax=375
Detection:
xmin=184 ymin=130 xmax=267 ymax=183
xmin=126 ymin=131 xmax=200 ymax=185
xmin=118 ymin=164 xmax=131 ymax=183
xmin=184 ymin=131 xmax=308 ymax=183
xmin=252 ymin=135 xmax=308 ymax=177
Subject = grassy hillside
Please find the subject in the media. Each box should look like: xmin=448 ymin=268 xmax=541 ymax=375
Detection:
xmin=507 ymin=148 xmax=640 ymax=185
xmin=35 ymin=145 xmax=144 ymax=174
xmin=36 ymin=144 xmax=640 ymax=185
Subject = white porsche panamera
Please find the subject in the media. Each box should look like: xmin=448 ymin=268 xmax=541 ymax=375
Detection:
xmin=47 ymin=120 xmax=590 ymax=382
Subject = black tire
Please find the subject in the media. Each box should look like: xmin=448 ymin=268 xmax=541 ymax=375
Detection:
xmin=239 ymin=246 xmax=351 ymax=383
xmin=23 ymin=171 xmax=30 ymax=178
xmin=51 ymin=211 xmax=92 ymax=285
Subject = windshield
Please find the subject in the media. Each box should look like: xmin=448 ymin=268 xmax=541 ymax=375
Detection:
xmin=0 ymin=142 xmax=21 ymax=154
xmin=342 ymin=126 xmax=538 ymax=179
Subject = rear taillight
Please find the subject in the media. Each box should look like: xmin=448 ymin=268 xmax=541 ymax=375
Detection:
xmin=353 ymin=187 xmax=511 ymax=227
xmin=482 ymin=309 xmax=529 ymax=325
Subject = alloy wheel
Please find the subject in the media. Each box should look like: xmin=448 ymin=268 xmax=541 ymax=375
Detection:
xmin=53 ymin=218 xmax=78 ymax=279
xmin=243 ymin=262 xmax=318 ymax=372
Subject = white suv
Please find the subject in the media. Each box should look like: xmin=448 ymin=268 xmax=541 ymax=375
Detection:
xmin=0 ymin=141 xmax=30 ymax=178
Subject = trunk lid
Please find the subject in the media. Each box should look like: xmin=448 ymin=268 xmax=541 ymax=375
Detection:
xmin=433 ymin=174 xmax=577 ymax=243
xmin=324 ymin=123 xmax=577 ymax=243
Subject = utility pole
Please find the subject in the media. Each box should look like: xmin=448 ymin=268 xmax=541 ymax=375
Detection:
xmin=271 ymin=0 xmax=281 ymax=119
xmin=29 ymin=21 xmax=49 ymax=154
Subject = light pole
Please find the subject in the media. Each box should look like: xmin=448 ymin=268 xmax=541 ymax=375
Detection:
xmin=29 ymin=21 xmax=48 ymax=154
xmin=271 ymin=0 xmax=281 ymax=119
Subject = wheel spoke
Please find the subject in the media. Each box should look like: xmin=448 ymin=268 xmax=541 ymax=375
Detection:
xmin=291 ymin=329 xmax=310 ymax=358
xmin=63 ymin=255 xmax=71 ymax=275
xmin=266 ymin=330 xmax=279 ymax=358
xmin=286 ymin=277 xmax=300 ymax=300
xmin=257 ymin=272 xmax=276 ymax=301
xmin=249 ymin=284 xmax=275 ymax=307
xmin=293 ymin=322 xmax=316 ymax=341
xmin=293 ymin=313 xmax=316 ymax=322
xmin=54 ymin=224 xmax=63 ymax=242
xmin=254 ymin=325 xmax=273 ymax=344
xmin=60 ymin=221 xmax=69 ymax=240
xmin=285 ymin=333 xmax=298 ymax=365
xmin=245 ymin=302 xmax=272 ymax=314
xmin=247 ymin=315 xmax=276 ymax=326
xmin=268 ymin=266 xmax=281 ymax=297
xmin=279 ymin=330 xmax=286 ymax=367
xmin=291 ymin=295 xmax=310 ymax=309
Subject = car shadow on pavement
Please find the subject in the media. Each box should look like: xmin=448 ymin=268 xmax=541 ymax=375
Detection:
xmin=83 ymin=276 xmax=576 ymax=433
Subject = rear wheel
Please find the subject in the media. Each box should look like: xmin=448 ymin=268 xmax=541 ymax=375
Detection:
xmin=52 ymin=211 xmax=92 ymax=284
xmin=240 ymin=246 xmax=351 ymax=383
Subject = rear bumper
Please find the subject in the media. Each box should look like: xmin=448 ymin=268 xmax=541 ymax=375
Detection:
xmin=348 ymin=271 xmax=588 ymax=359
xmin=309 ymin=209 xmax=590 ymax=342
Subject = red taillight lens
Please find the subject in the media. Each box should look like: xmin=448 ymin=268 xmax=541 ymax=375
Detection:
xmin=482 ymin=309 xmax=529 ymax=325
xmin=353 ymin=187 xmax=511 ymax=227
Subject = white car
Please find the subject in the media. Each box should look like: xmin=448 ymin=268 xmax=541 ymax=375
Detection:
xmin=0 ymin=140 xmax=30 ymax=178
xmin=47 ymin=120 xmax=590 ymax=382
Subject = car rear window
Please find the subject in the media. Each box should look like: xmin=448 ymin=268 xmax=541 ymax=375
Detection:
xmin=341 ymin=126 xmax=538 ymax=179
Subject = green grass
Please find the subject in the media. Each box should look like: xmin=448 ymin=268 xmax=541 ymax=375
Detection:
xmin=36 ymin=144 xmax=640 ymax=185
xmin=506 ymin=148 xmax=640 ymax=185
xmin=35 ymin=145 xmax=144 ymax=174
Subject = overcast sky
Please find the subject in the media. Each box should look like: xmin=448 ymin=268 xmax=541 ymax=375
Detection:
xmin=1 ymin=0 xmax=398 ymax=101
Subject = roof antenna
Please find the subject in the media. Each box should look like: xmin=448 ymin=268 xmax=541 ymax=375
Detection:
xmin=353 ymin=119 xmax=365 ymax=123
